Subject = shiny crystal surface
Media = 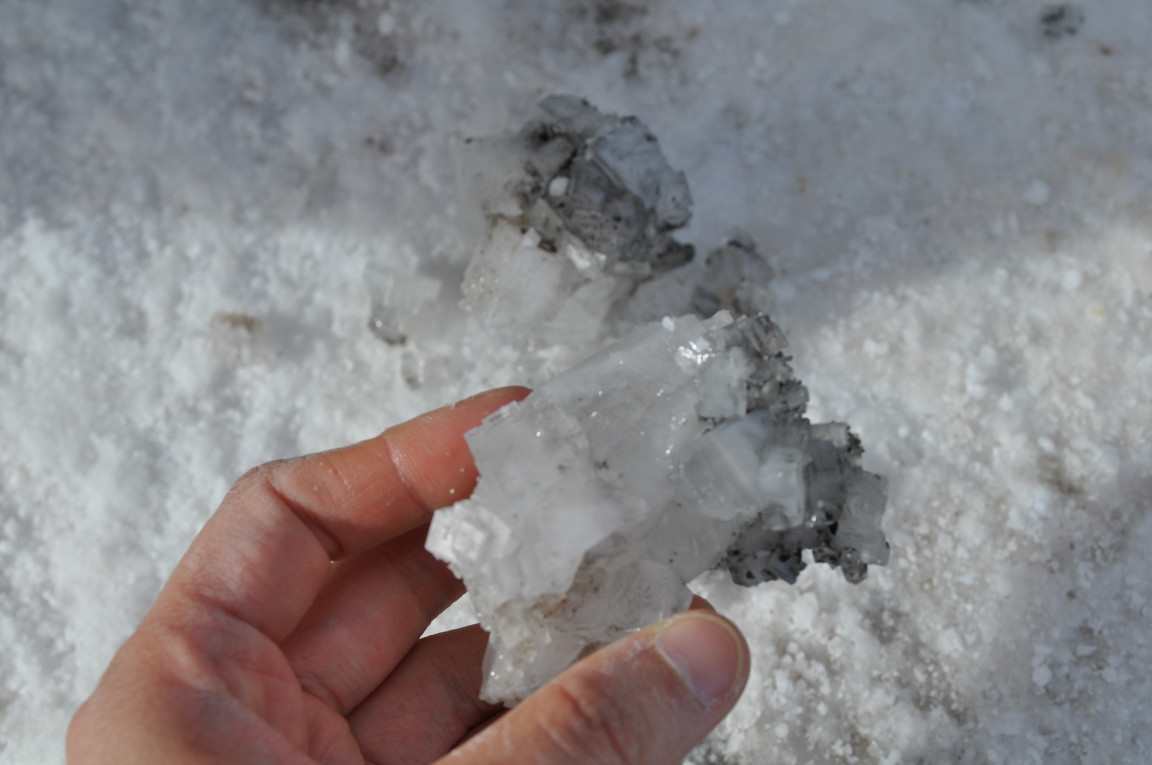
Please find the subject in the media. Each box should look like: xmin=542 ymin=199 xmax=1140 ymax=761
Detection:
xmin=427 ymin=312 xmax=889 ymax=704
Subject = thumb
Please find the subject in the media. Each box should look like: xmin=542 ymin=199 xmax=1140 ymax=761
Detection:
xmin=443 ymin=611 xmax=749 ymax=765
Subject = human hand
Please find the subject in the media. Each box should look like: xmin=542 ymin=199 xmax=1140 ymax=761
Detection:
xmin=68 ymin=387 xmax=749 ymax=764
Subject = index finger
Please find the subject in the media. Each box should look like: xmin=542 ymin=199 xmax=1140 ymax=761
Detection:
xmin=161 ymin=387 xmax=529 ymax=641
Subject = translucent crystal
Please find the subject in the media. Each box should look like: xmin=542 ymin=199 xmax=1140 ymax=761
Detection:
xmin=364 ymin=264 xmax=442 ymax=345
xmin=459 ymin=96 xmax=694 ymax=347
xmin=426 ymin=312 xmax=889 ymax=704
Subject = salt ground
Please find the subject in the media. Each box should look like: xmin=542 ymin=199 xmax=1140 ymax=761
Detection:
xmin=2 ymin=1 xmax=1150 ymax=763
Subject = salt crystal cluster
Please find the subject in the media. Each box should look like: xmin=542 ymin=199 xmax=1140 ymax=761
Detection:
xmin=426 ymin=311 xmax=889 ymax=704
xmin=459 ymin=95 xmax=693 ymax=347
xmin=424 ymin=97 xmax=889 ymax=705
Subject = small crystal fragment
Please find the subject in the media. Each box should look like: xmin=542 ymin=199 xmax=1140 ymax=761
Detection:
xmin=631 ymin=236 xmax=775 ymax=325
xmin=365 ymin=264 xmax=441 ymax=345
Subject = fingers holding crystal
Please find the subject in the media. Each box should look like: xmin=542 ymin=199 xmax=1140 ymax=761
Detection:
xmin=162 ymin=386 xmax=529 ymax=643
xmin=349 ymin=625 xmax=501 ymax=762
xmin=281 ymin=525 xmax=466 ymax=714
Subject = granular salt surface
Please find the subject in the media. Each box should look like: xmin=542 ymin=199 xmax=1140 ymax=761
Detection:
xmin=2 ymin=1 xmax=1150 ymax=762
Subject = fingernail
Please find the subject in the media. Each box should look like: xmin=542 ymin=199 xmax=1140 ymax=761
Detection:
xmin=656 ymin=613 xmax=745 ymax=705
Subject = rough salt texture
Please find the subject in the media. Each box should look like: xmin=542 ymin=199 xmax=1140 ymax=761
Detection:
xmin=427 ymin=312 xmax=888 ymax=704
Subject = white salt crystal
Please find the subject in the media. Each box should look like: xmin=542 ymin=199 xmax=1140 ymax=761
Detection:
xmin=427 ymin=312 xmax=889 ymax=703
xmin=548 ymin=176 xmax=569 ymax=197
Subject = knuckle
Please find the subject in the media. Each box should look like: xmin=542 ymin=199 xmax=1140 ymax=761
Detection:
xmin=227 ymin=465 xmax=264 ymax=494
xmin=226 ymin=464 xmax=277 ymax=504
xmin=297 ymin=672 xmax=348 ymax=714
xmin=541 ymin=670 xmax=646 ymax=765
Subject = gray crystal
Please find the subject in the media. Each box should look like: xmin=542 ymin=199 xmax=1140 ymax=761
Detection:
xmin=460 ymin=96 xmax=694 ymax=346
xmin=691 ymin=236 xmax=775 ymax=318
xmin=631 ymin=236 xmax=775 ymax=326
